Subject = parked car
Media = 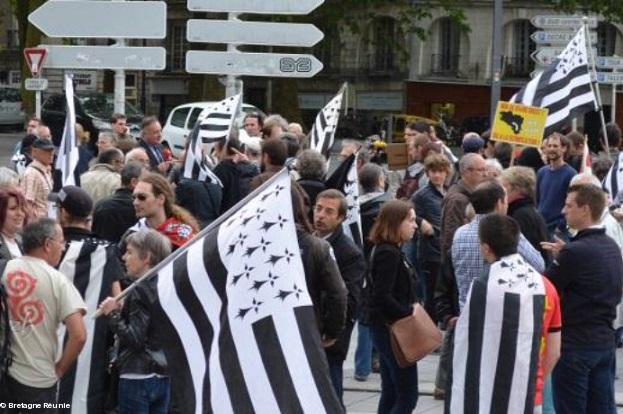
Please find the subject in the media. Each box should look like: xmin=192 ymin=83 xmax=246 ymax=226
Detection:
xmin=163 ymin=101 xmax=264 ymax=156
xmin=41 ymin=92 xmax=143 ymax=152
xmin=0 ymin=87 xmax=25 ymax=129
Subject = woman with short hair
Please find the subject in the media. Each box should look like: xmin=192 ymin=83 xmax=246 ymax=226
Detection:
xmin=98 ymin=229 xmax=172 ymax=414
xmin=368 ymin=199 xmax=420 ymax=413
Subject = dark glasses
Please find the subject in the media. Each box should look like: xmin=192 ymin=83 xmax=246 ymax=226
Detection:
xmin=132 ymin=193 xmax=148 ymax=201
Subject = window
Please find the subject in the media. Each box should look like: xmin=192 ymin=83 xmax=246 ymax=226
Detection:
xmin=170 ymin=107 xmax=190 ymax=128
xmin=507 ymin=20 xmax=534 ymax=77
xmin=433 ymin=18 xmax=460 ymax=75
xmin=598 ymin=23 xmax=617 ymax=57
xmin=6 ymin=30 xmax=18 ymax=50
xmin=373 ymin=17 xmax=398 ymax=72
xmin=186 ymin=107 xmax=204 ymax=129
xmin=168 ymin=23 xmax=188 ymax=71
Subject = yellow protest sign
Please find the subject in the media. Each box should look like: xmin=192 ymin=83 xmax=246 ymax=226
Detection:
xmin=491 ymin=101 xmax=548 ymax=147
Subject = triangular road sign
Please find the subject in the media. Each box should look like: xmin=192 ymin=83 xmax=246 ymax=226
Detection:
xmin=23 ymin=48 xmax=47 ymax=76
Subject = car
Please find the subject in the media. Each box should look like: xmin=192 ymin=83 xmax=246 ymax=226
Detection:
xmin=41 ymin=92 xmax=144 ymax=152
xmin=163 ymin=101 xmax=264 ymax=156
xmin=0 ymin=87 xmax=25 ymax=129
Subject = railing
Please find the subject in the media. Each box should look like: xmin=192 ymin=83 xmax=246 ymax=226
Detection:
xmin=318 ymin=55 xmax=408 ymax=78
xmin=430 ymin=53 xmax=461 ymax=76
xmin=504 ymin=57 xmax=533 ymax=78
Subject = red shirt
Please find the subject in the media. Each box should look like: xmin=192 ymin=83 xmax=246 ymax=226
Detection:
xmin=156 ymin=216 xmax=195 ymax=248
xmin=535 ymin=276 xmax=562 ymax=406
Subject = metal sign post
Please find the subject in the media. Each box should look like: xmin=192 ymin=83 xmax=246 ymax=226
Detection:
xmin=23 ymin=47 xmax=47 ymax=118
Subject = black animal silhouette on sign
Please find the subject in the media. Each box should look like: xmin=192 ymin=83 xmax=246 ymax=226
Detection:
xmin=500 ymin=111 xmax=524 ymax=134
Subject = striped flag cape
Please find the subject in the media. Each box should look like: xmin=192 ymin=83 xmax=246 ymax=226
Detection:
xmin=604 ymin=152 xmax=623 ymax=204
xmin=182 ymin=118 xmax=222 ymax=186
xmin=451 ymin=253 xmax=545 ymax=414
xmin=325 ymin=153 xmax=363 ymax=248
xmin=135 ymin=169 xmax=341 ymax=413
xmin=197 ymin=94 xmax=241 ymax=159
xmin=55 ymin=74 xmax=79 ymax=187
xmin=510 ymin=26 xmax=598 ymax=137
xmin=310 ymin=84 xmax=346 ymax=157
xmin=57 ymin=235 xmax=124 ymax=413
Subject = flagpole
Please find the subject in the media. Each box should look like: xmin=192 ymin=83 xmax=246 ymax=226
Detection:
xmin=584 ymin=17 xmax=611 ymax=156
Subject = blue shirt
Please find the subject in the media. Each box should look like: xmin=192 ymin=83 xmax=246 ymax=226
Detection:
xmin=452 ymin=214 xmax=546 ymax=310
xmin=536 ymin=163 xmax=576 ymax=227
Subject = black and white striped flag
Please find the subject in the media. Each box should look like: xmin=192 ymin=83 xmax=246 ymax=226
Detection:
xmin=326 ymin=154 xmax=363 ymax=248
xmin=511 ymin=26 xmax=598 ymax=136
xmin=310 ymin=84 xmax=346 ymax=157
xmin=146 ymin=169 xmax=341 ymax=413
xmin=57 ymin=237 xmax=124 ymax=413
xmin=197 ymin=94 xmax=241 ymax=159
xmin=55 ymin=74 xmax=79 ymax=187
xmin=451 ymin=253 xmax=545 ymax=414
xmin=603 ymin=151 xmax=623 ymax=203
xmin=182 ymin=120 xmax=222 ymax=186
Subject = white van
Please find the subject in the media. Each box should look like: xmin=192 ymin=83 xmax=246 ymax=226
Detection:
xmin=162 ymin=101 xmax=264 ymax=156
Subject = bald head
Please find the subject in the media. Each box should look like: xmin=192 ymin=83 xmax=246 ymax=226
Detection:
xmin=125 ymin=147 xmax=150 ymax=168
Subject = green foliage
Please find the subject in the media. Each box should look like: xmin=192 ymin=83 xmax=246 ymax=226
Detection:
xmin=552 ymin=1 xmax=623 ymax=23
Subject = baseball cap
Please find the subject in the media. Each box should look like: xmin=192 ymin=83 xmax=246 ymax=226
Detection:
xmin=52 ymin=186 xmax=93 ymax=218
xmin=461 ymin=133 xmax=485 ymax=154
xmin=32 ymin=138 xmax=55 ymax=151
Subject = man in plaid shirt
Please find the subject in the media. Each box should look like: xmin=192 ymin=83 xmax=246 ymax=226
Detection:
xmin=452 ymin=180 xmax=545 ymax=309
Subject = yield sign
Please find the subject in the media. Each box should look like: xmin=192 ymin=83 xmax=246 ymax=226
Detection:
xmin=24 ymin=47 xmax=47 ymax=76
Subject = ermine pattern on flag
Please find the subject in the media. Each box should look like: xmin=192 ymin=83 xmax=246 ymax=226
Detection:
xmin=57 ymin=239 xmax=119 ymax=413
xmin=56 ymin=74 xmax=79 ymax=186
xmin=451 ymin=254 xmax=545 ymax=414
xmin=511 ymin=26 xmax=597 ymax=137
xmin=153 ymin=170 xmax=342 ymax=413
xmin=310 ymin=88 xmax=344 ymax=157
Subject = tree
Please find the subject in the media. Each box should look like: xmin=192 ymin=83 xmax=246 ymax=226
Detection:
xmin=553 ymin=1 xmax=623 ymax=23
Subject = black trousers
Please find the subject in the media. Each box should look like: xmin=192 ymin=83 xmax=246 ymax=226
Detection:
xmin=1 ymin=376 xmax=58 ymax=413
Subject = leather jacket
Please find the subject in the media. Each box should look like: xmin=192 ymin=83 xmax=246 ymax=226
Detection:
xmin=108 ymin=276 xmax=168 ymax=376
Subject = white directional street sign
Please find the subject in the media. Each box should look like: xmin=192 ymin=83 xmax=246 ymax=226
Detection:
xmin=188 ymin=0 xmax=324 ymax=14
xmin=186 ymin=51 xmax=323 ymax=77
xmin=596 ymin=56 xmax=623 ymax=69
xmin=531 ymin=15 xmax=598 ymax=29
xmin=187 ymin=20 xmax=324 ymax=47
xmin=531 ymin=47 xmax=598 ymax=66
xmin=595 ymin=72 xmax=623 ymax=84
xmin=41 ymin=46 xmax=166 ymax=70
xmin=531 ymin=30 xmax=597 ymax=45
xmin=28 ymin=0 xmax=166 ymax=39
xmin=24 ymin=78 xmax=48 ymax=91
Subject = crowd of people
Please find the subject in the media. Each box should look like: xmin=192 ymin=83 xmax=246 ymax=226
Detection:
xmin=0 ymin=109 xmax=622 ymax=414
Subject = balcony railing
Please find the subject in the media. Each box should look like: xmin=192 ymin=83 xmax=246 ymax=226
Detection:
xmin=431 ymin=54 xmax=460 ymax=76
xmin=319 ymin=55 xmax=408 ymax=79
xmin=504 ymin=57 xmax=533 ymax=78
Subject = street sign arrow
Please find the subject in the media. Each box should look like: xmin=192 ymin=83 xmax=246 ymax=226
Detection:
xmin=41 ymin=46 xmax=166 ymax=70
xmin=531 ymin=30 xmax=597 ymax=45
xmin=28 ymin=0 xmax=166 ymax=39
xmin=186 ymin=51 xmax=323 ymax=77
xmin=531 ymin=15 xmax=598 ymax=29
xmin=531 ymin=47 xmax=597 ymax=66
xmin=596 ymin=56 xmax=623 ymax=69
xmin=188 ymin=0 xmax=324 ymax=14
xmin=595 ymin=72 xmax=623 ymax=84
xmin=187 ymin=20 xmax=324 ymax=47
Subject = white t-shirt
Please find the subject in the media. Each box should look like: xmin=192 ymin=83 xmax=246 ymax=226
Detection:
xmin=3 ymin=236 xmax=22 ymax=259
xmin=2 ymin=256 xmax=86 ymax=387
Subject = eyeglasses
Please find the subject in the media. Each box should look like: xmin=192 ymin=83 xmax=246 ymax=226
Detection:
xmin=132 ymin=193 xmax=149 ymax=201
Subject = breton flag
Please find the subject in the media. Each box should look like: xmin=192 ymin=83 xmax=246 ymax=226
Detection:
xmin=451 ymin=253 xmax=545 ymax=414
xmin=604 ymin=152 xmax=623 ymax=203
xmin=57 ymin=238 xmax=124 ymax=413
xmin=146 ymin=169 xmax=341 ymax=413
xmin=55 ymin=73 xmax=79 ymax=186
xmin=326 ymin=153 xmax=363 ymax=248
xmin=310 ymin=84 xmax=346 ymax=157
xmin=197 ymin=94 xmax=242 ymax=160
xmin=182 ymin=119 xmax=223 ymax=186
xmin=511 ymin=26 xmax=598 ymax=137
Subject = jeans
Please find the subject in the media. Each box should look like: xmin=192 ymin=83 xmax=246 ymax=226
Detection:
xmin=119 ymin=376 xmax=171 ymax=414
xmin=371 ymin=324 xmax=418 ymax=414
xmin=552 ymin=347 xmax=616 ymax=414
xmin=542 ymin=375 xmax=555 ymax=414
xmin=1 ymin=376 xmax=57 ymax=414
xmin=355 ymin=321 xmax=373 ymax=378
xmin=420 ymin=261 xmax=440 ymax=324
xmin=327 ymin=359 xmax=344 ymax=405
xmin=435 ymin=324 xmax=455 ymax=391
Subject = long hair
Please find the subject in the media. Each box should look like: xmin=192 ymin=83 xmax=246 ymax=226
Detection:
xmin=369 ymin=199 xmax=413 ymax=245
xmin=0 ymin=186 xmax=29 ymax=231
xmin=139 ymin=173 xmax=200 ymax=233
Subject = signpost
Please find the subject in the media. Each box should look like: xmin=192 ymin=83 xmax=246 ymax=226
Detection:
xmin=186 ymin=51 xmax=323 ymax=77
xmin=531 ymin=15 xmax=598 ymax=29
xmin=187 ymin=0 xmax=324 ymax=14
xmin=187 ymin=20 xmax=323 ymax=47
xmin=28 ymin=0 xmax=166 ymax=39
xmin=23 ymin=47 xmax=47 ymax=118
xmin=28 ymin=0 xmax=167 ymax=113
xmin=24 ymin=78 xmax=48 ymax=91
xmin=596 ymin=56 xmax=623 ymax=69
xmin=531 ymin=30 xmax=597 ymax=45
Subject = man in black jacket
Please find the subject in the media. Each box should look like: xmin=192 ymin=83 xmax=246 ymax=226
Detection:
xmin=314 ymin=189 xmax=366 ymax=404
xmin=542 ymin=184 xmax=623 ymax=414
